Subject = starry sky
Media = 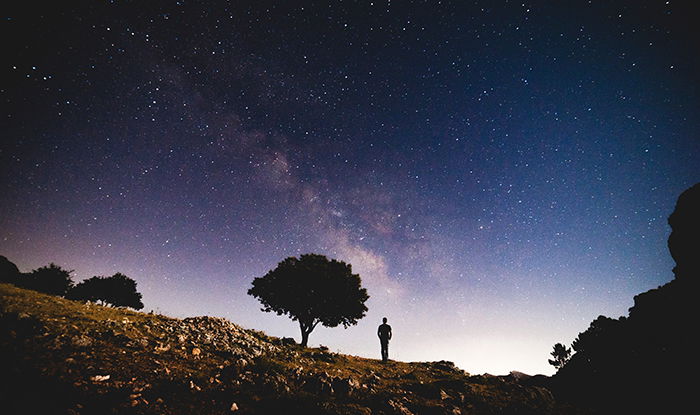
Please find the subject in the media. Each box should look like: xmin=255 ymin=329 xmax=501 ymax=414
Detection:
xmin=2 ymin=1 xmax=698 ymax=375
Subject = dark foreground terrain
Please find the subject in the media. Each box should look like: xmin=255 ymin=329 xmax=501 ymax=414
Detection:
xmin=0 ymin=283 xmax=582 ymax=415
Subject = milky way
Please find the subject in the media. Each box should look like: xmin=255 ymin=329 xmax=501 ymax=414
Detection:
xmin=2 ymin=1 xmax=698 ymax=375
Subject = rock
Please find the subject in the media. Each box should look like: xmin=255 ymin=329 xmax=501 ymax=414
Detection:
xmin=280 ymin=337 xmax=296 ymax=346
xmin=90 ymin=374 xmax=110 ymax=382
xmin=348 ymin=406 xmax=372 ymax=415
xmin=527 ymin=386 xmax=555 ymax=405
xmin=126 ymin=337 xmax=148 ymax=349
xmin=192 ymin=347 xmax=201 ymax=357
xmin=332 ymin=376 xmax=361 ymax=396
xmin=319 ymin=378 xmax=334 ymax=395
xmin=111 ymin=332 xmax=132 ymax=346
xmin=507 ymin=371 xmax=531 ymax=381
xmin=312 ymin=350 xmax=336 ymax=362
xmin=71 ymin=335 xmax=93 ymax=347
xmin=201 ymin=333 xmax=213 ymax=344
xmin=230 ymin=402 xmax=239 ymax=412
xmin=440 ymin=389 xmax=450 ymax=401
xmin=388 ymin=399 xmax=413 ymax=415
xmin=155 ymin=343 xmax=171 ymax=352
xmin=431 ymin=360 xmax=457 ymax=371
xmin=302 ymin=372 xmax=335 ymax=395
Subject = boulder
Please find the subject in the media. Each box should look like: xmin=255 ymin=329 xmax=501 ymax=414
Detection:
xmin=71 ymin=335 xmax=93 ymax=347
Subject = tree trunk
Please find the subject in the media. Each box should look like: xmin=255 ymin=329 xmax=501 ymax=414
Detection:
xmin=300 ymin=328 xmax=310 ymax=347
xmin=299 ymin=321 xmax=313 ymax=347
xmin=299 ymin=320 xmax=318 ymax=347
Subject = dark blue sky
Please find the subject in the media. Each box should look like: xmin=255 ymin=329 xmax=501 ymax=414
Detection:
xmin=2 ymin=1 xmax=698 ymax=374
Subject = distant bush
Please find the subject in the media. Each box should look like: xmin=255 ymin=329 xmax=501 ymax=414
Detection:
xmin=23 ymin=263 xmax=74 ymax=296
xmin=69 ymin=272 xmax=144 ymax=309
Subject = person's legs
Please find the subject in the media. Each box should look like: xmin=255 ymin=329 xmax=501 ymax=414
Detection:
xmin=381 ymin=340 xmax=389 ymax=362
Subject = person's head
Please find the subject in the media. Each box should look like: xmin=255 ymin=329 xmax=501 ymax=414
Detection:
xmin=382 ymin=317 xmax=388 ymax=323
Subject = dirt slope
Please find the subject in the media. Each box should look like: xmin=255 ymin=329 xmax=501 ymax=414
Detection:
xmin=0 ymin=283 xmax=580 ymax=414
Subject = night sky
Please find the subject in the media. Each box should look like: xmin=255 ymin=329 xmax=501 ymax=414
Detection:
xmin=2 ymin=1 xmax=698 ymax=375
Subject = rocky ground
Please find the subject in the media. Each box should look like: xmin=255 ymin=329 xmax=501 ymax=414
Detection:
xmin=0 ymin=283 xmax=584 ymax=414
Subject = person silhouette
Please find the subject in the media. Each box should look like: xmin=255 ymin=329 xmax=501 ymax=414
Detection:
xmin=377 ymin=317 xmax=392 ymax=362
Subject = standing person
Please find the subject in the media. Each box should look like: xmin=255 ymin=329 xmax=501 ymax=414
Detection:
xmin=377 ymin=317 xmax=392 ymax=363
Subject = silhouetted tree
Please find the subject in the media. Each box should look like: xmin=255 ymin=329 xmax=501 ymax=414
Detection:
xmin=68 ymin=276 xmax=103 ymax=303
xmin=24 ymin=263 xmax=74 ymax=296
xmin=548 ymin=343 xmax=571 ymax=370
xmin=570 ymin=315 xmax=626 ymax=356
xmin=248 ymin=253 xmax=369 ymax=347
xmin=0 ymin=255 xmax=21 ymax=284
xmin=69 ymin=273 xmax=144 ymax=309
xmin=104 ymin=272 xmax=144 ymax=309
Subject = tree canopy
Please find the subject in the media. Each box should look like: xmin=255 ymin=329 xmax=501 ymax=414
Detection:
xmin=69 ymin=273 xmax=144 ymax=309
xmin=548 ymin=342 xmax=571 ymax=370
xmin=248 ymin=253 xmax=369 ymax=347
xmin=24 ymin=263 xmax=74 ymax=296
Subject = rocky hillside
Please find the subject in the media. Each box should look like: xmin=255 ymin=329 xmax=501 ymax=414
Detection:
xmin=0 ymin=283 xmax=581 ymax=414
